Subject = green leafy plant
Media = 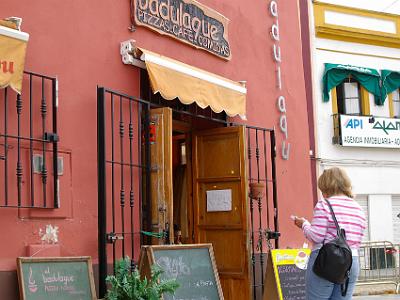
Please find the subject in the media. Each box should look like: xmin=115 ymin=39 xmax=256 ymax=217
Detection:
xmin=105 ymin=257 xmax=179 ymax=300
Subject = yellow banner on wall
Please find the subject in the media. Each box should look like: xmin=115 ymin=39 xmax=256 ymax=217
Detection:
xmin=0 ymin=25 xmax=29 ymax=94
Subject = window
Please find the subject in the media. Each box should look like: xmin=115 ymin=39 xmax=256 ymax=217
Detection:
xmin=331 ymin=76 xmax=370 ymax=144
xmin=336 ymin=78 xmax=362 ymax=115
xmin=331 ymin=76 xmax=370 ymax=116
xmin=390 ymin=88 xmax=400 ymax=118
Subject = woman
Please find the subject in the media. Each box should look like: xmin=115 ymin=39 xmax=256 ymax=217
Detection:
xmin=294 ymin=167 xmax=366 ymax=300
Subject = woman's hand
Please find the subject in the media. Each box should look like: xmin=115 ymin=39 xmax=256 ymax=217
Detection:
xmin=294 ymin=217 xmax=307 ymax=229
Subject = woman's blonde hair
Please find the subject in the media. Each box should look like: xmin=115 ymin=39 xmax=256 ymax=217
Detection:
xmin=318 ymin=167 xmax=353 ymax=198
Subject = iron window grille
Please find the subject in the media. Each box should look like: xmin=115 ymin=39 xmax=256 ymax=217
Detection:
xmin=0 ymin=71 xmax=59 ymax=209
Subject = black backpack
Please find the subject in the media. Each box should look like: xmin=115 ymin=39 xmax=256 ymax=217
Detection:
xmin=312 ymin=199 xmax=353 ymax=296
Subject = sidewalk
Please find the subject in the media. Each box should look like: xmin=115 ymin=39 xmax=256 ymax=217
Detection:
xmin=354 ymin=295 xmax=400 ymax=300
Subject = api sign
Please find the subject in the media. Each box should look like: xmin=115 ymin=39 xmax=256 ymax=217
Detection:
xmin=340 ymin=115 xmax=400 ymax=149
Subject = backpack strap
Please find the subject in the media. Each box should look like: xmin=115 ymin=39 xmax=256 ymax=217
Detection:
xmin=341 ymin=276 xmax=350 ymax=296
xmin=326 ymin=199 xmax=352 ymax=296
xmin=325 ymin=199 xmax=342 ymax=237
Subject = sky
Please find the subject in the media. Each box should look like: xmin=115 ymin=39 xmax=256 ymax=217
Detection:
xmin=317 ymin=0 xmax=400 ymax=14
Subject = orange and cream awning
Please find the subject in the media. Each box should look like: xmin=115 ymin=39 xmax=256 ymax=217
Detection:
xmin=134 ymin=48 xmax=247 ymax=119
xmin=0 ymin=22 xmax=29 ymax=94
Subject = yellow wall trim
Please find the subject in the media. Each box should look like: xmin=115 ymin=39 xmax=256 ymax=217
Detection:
xmin=331 ymin=87 xmax=338 ymax=114
xmin=316 ymin=47 xmax=400 ymax=61
xmin=331 ymin=87 xmax=340 ymax=140
xmin=314 ymin=2 xmax=400 ymax=49
xmin=389 ymin=93 xmax=394 ymax=118
xmin=360 ymin=87 xmax=370 ymax=116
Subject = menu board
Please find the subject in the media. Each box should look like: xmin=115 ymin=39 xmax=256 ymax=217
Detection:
xmin=264 ymin=249 xmax=311 ymax=300
xmin=140 ymin=244 xmax=224 ymax=300
xmin=17 ymin=257 xmax=96 ymax=300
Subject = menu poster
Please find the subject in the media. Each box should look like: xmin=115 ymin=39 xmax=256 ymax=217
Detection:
xmin=17 ymin=256 xmax=96 ymax=300
xmin=264 ymin=249 xmax=311 ymax=300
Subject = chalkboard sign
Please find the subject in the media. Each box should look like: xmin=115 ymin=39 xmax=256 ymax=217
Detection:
xmin=17 ymin=256 xmax=96 ymax=300
xmin=264 ymin=249 xmax=311 ymax=300
xmin=276 ymin=265 xmax=307 ymax=299
xmin=141 ymin=244 xmax=224 ymax=300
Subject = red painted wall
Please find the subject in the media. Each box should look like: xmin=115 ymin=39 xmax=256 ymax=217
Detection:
xmin=0 ymin=0 xmax=314 ymax=275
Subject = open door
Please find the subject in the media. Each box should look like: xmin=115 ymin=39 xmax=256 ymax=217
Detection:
xmin=148 ymin=107 xmax=173 ymax=244
xmin=192 ymin=126 xmax=250 ymax=300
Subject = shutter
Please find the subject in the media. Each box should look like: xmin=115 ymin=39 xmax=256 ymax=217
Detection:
xmin=392 ymin=196 xmax=400 ymax=244
xmin=355 ymin=195 xmax=369 ymax=242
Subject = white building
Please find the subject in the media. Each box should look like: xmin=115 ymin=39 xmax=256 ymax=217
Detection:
xmin=308 ymin=1 xmax=400 ymax=243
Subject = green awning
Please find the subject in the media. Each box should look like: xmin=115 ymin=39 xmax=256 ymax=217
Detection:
xmin=322 ymin=63 xmax=383 ymax=105
xmin=382 ymin=69 xmax=400 ymax=100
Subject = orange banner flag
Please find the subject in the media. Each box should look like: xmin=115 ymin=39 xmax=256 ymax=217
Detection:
xmin=0 ymin=24 xmax=29 ymax=94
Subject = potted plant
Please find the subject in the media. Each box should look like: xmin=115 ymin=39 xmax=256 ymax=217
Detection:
xmin=105 ymin=257 xmax=179 ymax=300
xmin=249 ymin=182 xmax=265 ymax=199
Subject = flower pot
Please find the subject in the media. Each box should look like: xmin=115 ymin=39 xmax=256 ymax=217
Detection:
xmin=249 ymin=182 xmax=265 ymax=199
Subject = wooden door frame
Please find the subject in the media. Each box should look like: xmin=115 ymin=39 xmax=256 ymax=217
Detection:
xmin=149 ymin=108 xmax=173 ymax=244
xmin=172 ymin=119 xmax=195 ymax=244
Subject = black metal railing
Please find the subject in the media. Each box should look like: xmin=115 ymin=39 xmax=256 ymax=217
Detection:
xmin=97 ymin=86 xmax=151 ymax=297
xmin=97 ymin=86 xmax=278 ymax=299
xmin=0 ymin=71 xmax=58 ymax=208
xmin=246 ymin=125 xmax=279 ymax=300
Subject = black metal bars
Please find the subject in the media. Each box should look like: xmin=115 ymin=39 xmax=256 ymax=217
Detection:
xmin=97 ymin=87 xmax=150 ymax=298
xmin=0 ymin=71 xmax=58 ymax=209
xmin=97 ymin=86 xmax=107 ymax=298
xmin=246 ymin=126 xmax=279 ymax=300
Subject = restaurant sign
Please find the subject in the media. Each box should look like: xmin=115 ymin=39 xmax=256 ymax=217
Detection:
xmin=134 ymin=0 xmax=231 ymax=60
xmin=340 ymin=115 xmax=400 ymax=149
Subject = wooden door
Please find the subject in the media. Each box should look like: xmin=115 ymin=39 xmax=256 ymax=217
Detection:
xmin=192 ymin=126 xmax=250 ymax=300
xmin=149 ymin=107 xmax=173 ymax=244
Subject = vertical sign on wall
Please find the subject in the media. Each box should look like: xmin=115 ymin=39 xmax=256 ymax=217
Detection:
xmin=270 ymin=1 xmax=290 ymax=160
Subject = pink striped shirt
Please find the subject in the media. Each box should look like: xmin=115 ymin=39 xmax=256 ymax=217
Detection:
xmin=302 ymin=196 xmax=366 ymax=249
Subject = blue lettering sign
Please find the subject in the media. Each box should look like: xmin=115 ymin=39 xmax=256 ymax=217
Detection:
xmin=345 ymin=119 xmax=363 ymax=129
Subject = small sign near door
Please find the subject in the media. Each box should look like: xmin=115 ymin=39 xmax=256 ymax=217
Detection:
xmin=264 ymin=249 xmax=311 ymax=300
xmin=206 ymin=189 xmax=232 ymax=212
